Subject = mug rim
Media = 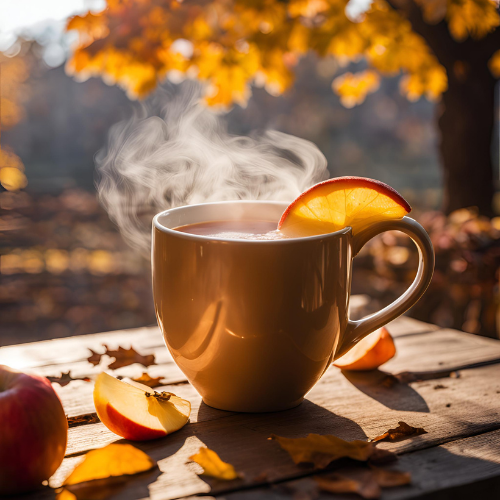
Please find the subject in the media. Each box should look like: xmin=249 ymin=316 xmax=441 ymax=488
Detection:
xmin=153 ymin=200 xmax=351 ymax=244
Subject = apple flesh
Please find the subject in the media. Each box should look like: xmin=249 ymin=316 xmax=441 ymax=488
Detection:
xmin=0 ymin=365 xmax=68 ymax=495
xmin=94 ymin=372 xmax=191 ymax=441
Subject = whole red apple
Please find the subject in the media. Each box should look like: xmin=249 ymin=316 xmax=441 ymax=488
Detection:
xmin=0 ymin=365 xmax=68 ymax=495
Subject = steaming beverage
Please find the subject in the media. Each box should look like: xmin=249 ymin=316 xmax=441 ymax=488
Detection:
xmin=175 ymin=220 xmax=289 ymax=240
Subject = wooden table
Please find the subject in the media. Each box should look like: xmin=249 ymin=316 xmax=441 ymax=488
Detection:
xmin=2 ymin=313 xmax=500 ymax=500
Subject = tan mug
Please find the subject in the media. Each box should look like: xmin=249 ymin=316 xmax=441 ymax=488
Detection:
xmin=152 ymin=201 xmax=434 ymax=412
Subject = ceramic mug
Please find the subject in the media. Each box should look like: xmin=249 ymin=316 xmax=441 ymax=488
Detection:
xmin=152 ymin=201 xmax=434 ymax=412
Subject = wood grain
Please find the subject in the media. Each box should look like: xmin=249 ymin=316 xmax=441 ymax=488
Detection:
xmin=4 ymin=316 xmax=500 ymax=500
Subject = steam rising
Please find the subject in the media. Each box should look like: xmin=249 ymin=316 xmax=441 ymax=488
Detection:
xmin=96 ymin=84 xmax=328 ymax=255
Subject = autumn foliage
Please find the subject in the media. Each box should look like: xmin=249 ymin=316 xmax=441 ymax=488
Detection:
xmin=0 ymin=55 xmax=29 ymax=191
xmin=66 ymin=0 xmax=499 ymax=108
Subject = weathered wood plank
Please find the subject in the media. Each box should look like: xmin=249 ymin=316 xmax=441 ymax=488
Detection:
xmin=47 ymin=326 xmax=500 ymax=419
xmin=0 ymin=298 xmax=417 ymax=370
xmin=214 ymin=428 xmax=500 ymax=500
xmin=51 ymin=362 xmax=500 ymax=499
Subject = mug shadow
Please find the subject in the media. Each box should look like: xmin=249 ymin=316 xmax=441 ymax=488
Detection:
xmin=341 ymin=369 xmax=430 ymax=413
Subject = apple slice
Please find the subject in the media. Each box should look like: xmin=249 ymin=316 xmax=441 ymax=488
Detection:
xmin=333 ymin=327 xmax=396 ymax=371
xmin=278 ymin=177 xmax=411 ymax=237
xmin=94 ymin=372 xmax=191 ymax=441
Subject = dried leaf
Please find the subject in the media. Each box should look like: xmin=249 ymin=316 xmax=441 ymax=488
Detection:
xmin=315 ymin=466 xmax=411 ymax=499
xmin=271 ymin=434 xmax=374 ymax=469
xmin=371 ymin=422 xmax=427 ymax=443
xmin=57 ymin=444 xmax=156 ymax=500
xmin=315 ymin=468 xmax=381 ymax=499
xmin=67 ymin=413 xmax=100 ymax=428
xmin=87 ymin=349 xmax=102 ymax=366
xmin=47 ymin=372 xmax=91 ymax=387
xmin=189 ymin=447 xmax=240 ymax=480
xmin=103 ymin=345 xmax=156 ymax=370
xmin=370 ymin=467 xmax=411 ymax=487
xmin=368 ymin=447 xmax=398 ymax=465
xmin=131 ymin=372 xmax=165 ymax=388
xmin=63 ymin=444 xmax=156 ymax=485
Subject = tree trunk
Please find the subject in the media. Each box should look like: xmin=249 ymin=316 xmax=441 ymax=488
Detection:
xmin=438 ymin=66 xmax=496 ymax=215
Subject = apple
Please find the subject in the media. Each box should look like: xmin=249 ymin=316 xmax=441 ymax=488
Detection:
xmin=333 ymin=327 xmax=396 ymax=371
xmin=94 ymin=372 xmax=191 ymax=441
xmin=0 ymin=365 xmax=68 ymax=495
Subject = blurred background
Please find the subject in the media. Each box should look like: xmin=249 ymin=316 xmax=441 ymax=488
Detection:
xmin=1 ymin=0 xmax=499 ymax=345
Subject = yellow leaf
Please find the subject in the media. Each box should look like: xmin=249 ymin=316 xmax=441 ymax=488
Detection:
xmin=489 ymin=49 xmax=500 ymax=78
xmin=271 ymin=434 xmax=375 ymax=468
xmin=332 ymin=70 xmax=380 ymax=108
xmin=189 ymin=447 xmax=240 ymax=480
xmin=0 ymin=167 xmax=27 ymax=191
xmin=63 ymin=444 xmax=156 ymax=486
xmin=447 ymin=0 xmax=500 ymax=41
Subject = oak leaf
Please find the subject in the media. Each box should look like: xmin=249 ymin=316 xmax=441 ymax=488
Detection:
xmin=370 ymin=421 xmax=427 ymax=443
xmin=271 ymin=434 xmax=374 ymax=468
xmin=87 ymin=345 xmax=156 ymax=369
xmin=189 ymin=447 xmax=240 ymax=480
xmin=104 ymin=345 xmax=155 ymax=369
xmin=131 ymin=372 xmax=166 ymax=388
xmin=47 ymin=372 xmax=91 ymax=387
xmin=57 ymin=444 xmax=156 ymax=500
xmin=87 ymin=348 xmax=102 ymax=366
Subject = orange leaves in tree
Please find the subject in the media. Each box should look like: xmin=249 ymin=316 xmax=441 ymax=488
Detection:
xmin=189 ymin=447 xmax=241 ymax=480
xmin=447 ymin=0 xmax=500 ymax=41
xmin=0 ymin=55 xmax=29 ymax=191
xmin=332 ymin=70 xmax=380 ymax=108
xmin=69 ymin=0 xmax=500 ymax=108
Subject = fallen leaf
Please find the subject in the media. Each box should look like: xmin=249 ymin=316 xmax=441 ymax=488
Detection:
xmin=315 ymin=466 xmax=411 ymax=499
xmin=271 ymin=434 xmax=374 ymax=469
xmin=87 ymin=349 xmax=102 ymax=366
xmin=189 ymin=447 xmax=240 ymax=480
xmin=371 ymin=422 xmax=427 ymax=443
xmin=368 ymin=447 xmax=398 ymax=465
xmin=56 ymin=444 xmax=156 ymax=500
xmin=315 ymin=468 xmax=380 ymax=499
xmin=47 ymin=372 xmax=91 ymax=387
xmin=103 ymin=345 xmax=156 ymax=370
xmin=131 ymin=372 xmax=165 ymax=388
xmin=67 ymin=413 xmax=100 ymax=427
xmin=370 ymin=466 xmax=411 ymax=487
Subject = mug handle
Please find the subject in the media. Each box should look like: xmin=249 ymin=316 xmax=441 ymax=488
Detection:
xmin=334 ymin=216 xmax=435 ymax=360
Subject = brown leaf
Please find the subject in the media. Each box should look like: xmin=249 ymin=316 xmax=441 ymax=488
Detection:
xmin=47 ymin=372 xmax=91 ymax=387
xmin=103 ymin=345 xmax=155 ymax=370
xmin=315 ymin=468 xmax=381 ymax=499
xmin=131 ymin=372 xmax=165 ymax=388
xmin=371 ymin=422 xmax=427 ymax=443
xmin=370 ymin=466 xmax=411 ymax=487
xmin=368 ymin=447 xmax=398 ymax=465
xmin=315 ymin=466 xmax=411 ymax=499
xmin=67 ymin=413 xmax=100 ymax=428
xmin=271 ymin=434 xmax=375 ymax=469
xmin=87 ymin=349 xmax=102 ymax=366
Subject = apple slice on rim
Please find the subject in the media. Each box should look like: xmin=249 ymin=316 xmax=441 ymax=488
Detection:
xmin=278 ymin=177 xmax=411 ymax=237
xmin=94 ymin=372 xmax=191 ymax=441
xmin=333 ymin=326 xmax=396 ymax=371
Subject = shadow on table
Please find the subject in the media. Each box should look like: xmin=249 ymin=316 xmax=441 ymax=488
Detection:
xmin=341 ymin=369 xmax=430 ymax=412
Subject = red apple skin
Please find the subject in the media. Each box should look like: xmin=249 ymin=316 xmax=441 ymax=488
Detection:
xmin=0 ymin=365 xmax=68 ymax=495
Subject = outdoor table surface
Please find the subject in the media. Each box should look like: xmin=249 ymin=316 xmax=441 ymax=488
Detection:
xmin=2 ymin=305 xmax=500 ymax=500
